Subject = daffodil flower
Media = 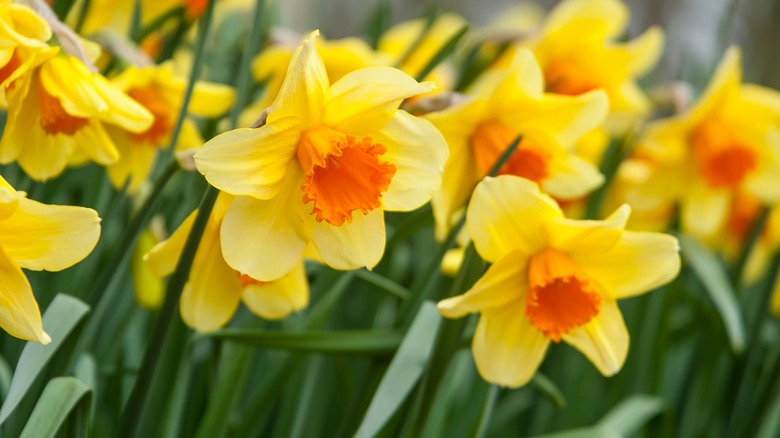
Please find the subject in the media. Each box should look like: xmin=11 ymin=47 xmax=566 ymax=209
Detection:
xmin=144 ymin=194 xmax=309 ymax=331
xmin=438 ymin=176 xmax=680 ymax=387
xmin=425 ymin=48 xmax=608 ymax=239
xmin=105 ymin=62 xmax=235 ymax=192
xmin=0 ymin=175 xmax=101 ymax=343
xmin=0 ymin=0 xmax=52 ymax=107
xmin=629 ymin=47 xmax=780 ymax=244
xmin=0 ymin=52 xmax=154 ymax=180
xmin=528 ymin=0 xmax=663 ymax=130
xmin=195 ymin=31 xmax=448 ymax=280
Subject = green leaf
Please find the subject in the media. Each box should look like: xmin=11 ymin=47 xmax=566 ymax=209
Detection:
xmin=355 ymin=269 xmax=411 ymax=300
xmin=0 ymin=355 xmax=12 ymax=399
xmin=19 ymin=377 xmax=92 ymax=438
xmin=597 ymin=394 xmax=665 ymax=436
xmin=414 ymin=24 xmax=469 ymax=82
xmin=531 ymin=373 xmax=567 ymax=409
xmin=203 ymin=329 xmax=402 ymax=355
xmin=0 ymin=294 xmax=90 ymax=425
xmin=679 ymin=233 xmax=746 ymax=353
xmin=355 ymin=301 xmax=442 ymax=438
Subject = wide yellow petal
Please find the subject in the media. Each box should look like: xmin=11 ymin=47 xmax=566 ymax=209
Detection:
xmin=543 ymin=154 xmax=604 ymax=199
xmin=93 ymin=73 xmax=154 ymax=133
xmin=132 ymin=229 xmax=164 ymax=310
xmin=72 ymin=119 xmax=120 ymax=165
xmin=438 ymin=250 xmax=527 ymax=318
xmin=267 ymin=30 xmax=328 ymax=130
xmin=0 ymin=176 xmax=20 ymax=221
xmin=39 ymin=56 xmax=106 ymax=117
xmin=681 ymin=180 xmax=730 ymax=242
xmin=242 ymin=261 xmax=309 ymax=320
xmin=688 ymin=46 xmax=742 ymax=125
xmin=467 ymin=176 xmax=562 ymax=263
xmin=543 ymin=0 xmax=628 ymax=41
xmin=371 ymin=110 xmax=448 ymax=212
xmin=490 ymin=48 xmax=544 ymax=105
xmin=744 ymin=129 xmax=780 ymax=203
xmin=220 ymin=167 xmax=312 ymax=281
xmin=0 ymin=196 xmax=100 ymax=271
xmin=194 ymin=117 xmax=300 ymax=199
xmin=562 ymin=297 xmax=628 ymax=376
xmin=1 ymin=4 xmax=51 ymax=47
xmin=575 ymin=229 xmax=680 ymax=299
xmin=16 ymin=130 xmax=73 ymax=181
xmin=0 ymin=246 xmax=49 ymax=343
xmin=472 ymin=304 xmax=549 ymax=388
xmin=548 ymin=204 xmax=629 ymax=254
xmin=180 ymin=227 xmax=242 ymax=332
xmin=145 ymin=211 xmax=197 ymax=277
xmin=324 ymin=67 xmax=435 ymax=135
xmin=185 ymin=81 xmax=236 ymax=118
xmin=502 ymin=90 xmax=609 ymax=148
xmin=311 ymin=208 xmax=385 ymax=270
xmin=105 ymin=131 xmax=158 ymax=192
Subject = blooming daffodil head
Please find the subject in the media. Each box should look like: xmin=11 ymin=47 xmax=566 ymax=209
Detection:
xmin=438 ymin=176 xmax=680 ymax=387
xmin=194 ymin=30 xmax=448 ymax=281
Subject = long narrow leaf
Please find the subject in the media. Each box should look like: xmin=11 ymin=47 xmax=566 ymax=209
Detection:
xmin=204 ymin=329 xmax=402 ymax=355
xmin=19 ymin=377 xmax=92 ymax=438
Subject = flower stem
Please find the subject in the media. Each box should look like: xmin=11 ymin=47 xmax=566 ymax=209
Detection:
xmin=118 ymin=184 xmax=219 ymax=438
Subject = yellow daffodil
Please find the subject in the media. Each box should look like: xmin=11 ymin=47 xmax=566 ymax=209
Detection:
xmin=194 ymin=30 xmax=448 ymax=280
xmin=425 ymin=48 xmax=608 ymax=239
xmin=145 ymin=193 xmax=309 ymax=331
xmin=527 ymin=0 xmax=663 ymax=130
xmin=244 ymin=34 xmax=388 ymax=125
xmin=0 ymin=175 xmax=101 ymax=343
xmin=0 ymin=0 xmax=51 ymax=107
xmin=105 ymin=62 xmax=235 ymax=192
xmin=378 ymin=12 xmax=464 ymax=90
xmin=438 ymin=176 xmax=680 ymax=387
xmin=132 ymin=228 xmax=165 ymax=310
xmin=630 ymin=47 xmax=780 ymax=244
xmin=0 ymin=52 xmax=154 ymax=180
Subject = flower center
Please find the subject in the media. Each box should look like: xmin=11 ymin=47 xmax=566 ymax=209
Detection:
xmin=298 ymin=126 xmax=396 ymax=226
xmin=526 ymin=248 xmax=601 ymax=342
xmin=127 ymin=85 xmax=171 ymax=145
xmin=37 ymin=76 xmax=89 ymax=136
xmin=691 ymin=119 xmax=758 ymax=189
xmin=471 ymin=120 xmax=553 ymax=182
xmin=544 ymin=59 xmax=600 ymax=96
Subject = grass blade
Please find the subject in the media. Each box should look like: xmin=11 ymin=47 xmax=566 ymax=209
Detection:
xmin=204 ymin=329 xmax=402 ymax=355
xmin=19 ymin=377 xmax=92 ymax=438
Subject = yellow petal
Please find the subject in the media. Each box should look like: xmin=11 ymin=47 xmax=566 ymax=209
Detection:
xmin=575 ymin=229 xmax=680 ymax=299
xmin=221 ymin=167 xmax=312 ymax=281
xmin=548 ymin=204 xmax=630 ymax=254
xmin=242 ymin=261 xmax=309 ymax=320
xmin=180 ymin=227 xmax=242 ymax=332
xmin=625 ymin=26 xmax=664 ymax=76
xmin=194 ymin=117 xmax=300 ymax=199
xmin=502 ymin=90 xmax=609 ymax=148
xmin=372 ymin=110 xmax=448 ymax=212
xmin=543 ymin=0 xmax=628 ymax=41
xmin=324 ymin=67 xmax=435 ymax=135
xmin=187 ymin=81 xmax=236 ymax=118
xmin=72 ymin=120 xmax=120 ymax=165
xmin=744 ymin=129 xmax=780 ymax=203
xmin=105 ymin=130 xmax=158 ymax=192
xmin=0 ymin=176 xmax=20 ymax=221
xmin=490 ymin=48 xmax=544 ymax=104
xmin=311 ymin=208 xmax=385 ymax=270
xmin=543 ymin=154 xmax=604 ymax=199
xmin=438 ymin=250 xmax=527 ymax=318
xmin=562 ymin=297 xmax=628 ymax=376
xmin=16 ymin=132 xmax=74 ymax=181
xmin=267 ymin=30 xmax=328 ymax=130
xmin=39 ymin=56 xmax=106 ymax=117
xmin=1 ymin=4 xmax=52 ymax=47
xmin=0 ymin=246 xmax=49 ymax=343
xmin=0 ymin=197 xmax=101 ymax=271
xmin=92 ymin=73 xmax=154 ymax=133
xmin=682 ymin=180 xmax=729 ymax=242
xmin=145 ymin=211 xmax=197 ymax=277
xmin=467 ymin=176 xmax=562 ymax=263
xmin=688 ymin=47 xmax=742 ymax=125
xmin=472 ymin=304 xmax=549 ymax=388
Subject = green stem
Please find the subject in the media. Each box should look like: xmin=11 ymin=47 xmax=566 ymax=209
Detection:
xmin=117 ymin=185 xmax=219 ymax=438
xmin=469 ymin=385 xmax=500 ymax=438
xmin=414 ymin=25 xmax=469 ymax=82
xmin=228 ymin=0 xmax=267 ymax=128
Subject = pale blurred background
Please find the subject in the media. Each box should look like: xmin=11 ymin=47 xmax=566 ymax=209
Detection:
xmin=275 ymin=0 xmax=780 ymax=89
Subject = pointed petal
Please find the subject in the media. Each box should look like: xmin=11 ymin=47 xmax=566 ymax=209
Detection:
xmin=145 ymin=211 xmax=197 ymax=277
xmin=194 ymin=117 xmax=300 ymax=199
xmin=575 ymin=230 xmax=680 ymax=299
xmin=467 ymin=176 xmax=562 ymax=263
xmin=562 ymin=297 xmax=628 ymax=376
xmin=324 ymin=67 xmax=435 ymax=135
xmin=543 ymin=0 xmax=629 ymax=40
xmin=242 ymin=261 xmax=309 ymax=320
xmin=221 ymin=167 xmax=312 ymax=281
xmin=0 ymin=246 xmax=49 ymax=343
xmin=681 ymin=180 xmax=729 ymax=242
xmin=72 ymin=120 xmax=120 ymax=165
xmin=548 ymin=204 xmax=630 ymax=254
xmin=311 ymin=208 xmax=385 ymax=270
xmin=438 ymin=250 xmax=527 ymax=318
xmin=543 ymin=153 xmax=605 ymax=199
xmin=472 ymin=304 xmax=549 ymax=388
xmin=372 ymin=111 xmax=448 ymax=212
xmin=625 ymin=26 xmax=664 ymax=76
